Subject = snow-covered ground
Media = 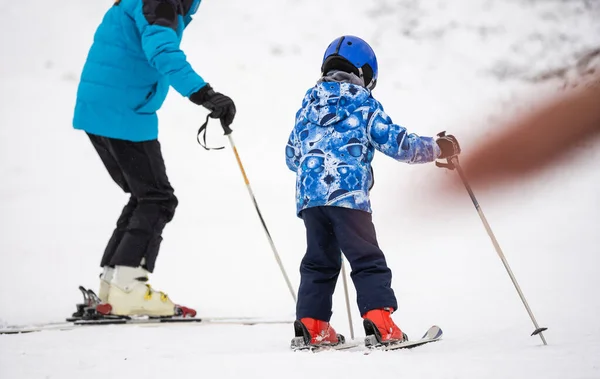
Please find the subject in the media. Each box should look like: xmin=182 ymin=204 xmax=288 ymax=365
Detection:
xmin=3 ymin=322 xmax=598 ymax=379
xmin=1 ymin=0 xmax=600 ymax=378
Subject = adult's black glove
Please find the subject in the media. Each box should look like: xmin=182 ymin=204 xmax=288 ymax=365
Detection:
xmin=436 ymin=132 xmax=461 ymax=159
xmin=190 ymin=84 xmax=236 ymax=128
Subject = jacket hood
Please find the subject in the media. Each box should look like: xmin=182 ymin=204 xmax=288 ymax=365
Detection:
xmin=184 ymin=0 xmax=201 ymax=16
xmin=300 ymin=82 xmax=371 ymax=127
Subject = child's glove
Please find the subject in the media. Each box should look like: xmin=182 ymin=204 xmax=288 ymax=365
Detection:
xmin=436 ymin=132 xmax=461 ymax=159
xmin=190 ymin=84 xmax=236 ymax=128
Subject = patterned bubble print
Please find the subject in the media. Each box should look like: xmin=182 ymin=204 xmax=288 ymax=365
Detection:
xmin=286 ymin=81 xmax=440 ymax=215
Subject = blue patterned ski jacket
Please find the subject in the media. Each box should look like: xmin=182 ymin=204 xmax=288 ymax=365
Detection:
xmin=286 ymin=82 xmax=441 ymax=215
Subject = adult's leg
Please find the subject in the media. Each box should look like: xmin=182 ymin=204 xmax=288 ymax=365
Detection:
xmin=100 ymin=138 xmax=178 ymax=273
xmin=87 ymin=133 xmax=136 ymax=268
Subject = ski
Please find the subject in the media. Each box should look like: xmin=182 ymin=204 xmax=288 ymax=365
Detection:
xmin=0 ymin=316 xmax=294 ymax=335
xmin=0 ymin=285 xmax=295 ymax=335
xmin=72 ymin=316 xmax=293 ymax=326
xmin=364 ymin=325 xmax=443 ymax=353
xmin=290 ymin=322 xmax=442 ymax=353
xmin=73 ymin=316 xmax=204 ymax=326
xmin=292 ymin=340 xmax=363 ymax=353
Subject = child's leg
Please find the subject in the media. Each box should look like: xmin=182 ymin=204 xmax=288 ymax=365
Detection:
xmin=325 ymin=207 xmax=398 ymax=315
xmin=297 ymin=207 xmax=342 ymax=321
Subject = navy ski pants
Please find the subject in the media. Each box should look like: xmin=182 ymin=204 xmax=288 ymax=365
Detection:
xmin=296 ymin=206 xmax=397 ymax=321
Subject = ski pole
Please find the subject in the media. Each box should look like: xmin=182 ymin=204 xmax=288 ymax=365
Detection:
xmin=197 ymin=117 xmax=297 ymax=303
xmin=439 ymin=154 xmax=548 ymax=345
xmin=341 ymin=258 xmax=355 ymax=340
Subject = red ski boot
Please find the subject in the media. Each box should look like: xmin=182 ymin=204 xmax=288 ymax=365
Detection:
xmin=363 ymin=308 xmax=408 ymax=347
xmin=291 ymin=318 xmax=345 ymax=350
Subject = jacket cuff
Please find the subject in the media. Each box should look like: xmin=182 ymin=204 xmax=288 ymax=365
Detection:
xmin=189 ymin=83 xmax=212 ymax=105
xmin=433 ymin=140 xmax=442 ymax=159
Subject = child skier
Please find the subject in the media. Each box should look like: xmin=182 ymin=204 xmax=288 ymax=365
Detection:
xmin=285 ymin=35 xmax=461 ymax=348
xmin=72 ymin=0 xmax=236 ymax=318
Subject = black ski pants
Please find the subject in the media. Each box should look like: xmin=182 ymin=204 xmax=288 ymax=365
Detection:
xmin=87 ymin=133 xmax=178 ymax=273
xmin=296 ymin=206 xmax=398 ymax=321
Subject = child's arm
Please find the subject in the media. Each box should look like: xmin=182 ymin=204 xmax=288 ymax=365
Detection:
xmin=285 ymin=127 xmax=300 ymax=172
xmin=366 ymin=104 xmax=441 ymax=164
xmin=286 ymin=96 xmax=312 ymax=172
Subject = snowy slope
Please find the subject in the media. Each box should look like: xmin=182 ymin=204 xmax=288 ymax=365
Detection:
xmin=1 ymin=0 xmax=600 ymax=378
xmin=2 ymin=323 xmax=598 ymax=379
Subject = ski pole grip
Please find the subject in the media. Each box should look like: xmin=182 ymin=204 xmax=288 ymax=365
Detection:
xmin=435 ymin=160 xmax=455 ymax=170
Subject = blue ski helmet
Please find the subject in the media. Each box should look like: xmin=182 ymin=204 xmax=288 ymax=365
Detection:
xmin=321 ymin=35 xmax=378 ymax=90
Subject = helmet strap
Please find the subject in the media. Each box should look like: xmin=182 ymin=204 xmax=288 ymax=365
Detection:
xmin=358 ymin=67 xmax=376 ymax=90
xmin=368 ymin=79 xmax=377 ymax=91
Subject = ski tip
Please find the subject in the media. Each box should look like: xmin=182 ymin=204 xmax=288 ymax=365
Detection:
xmin=421 ymin=325 xmax=443 ymax=339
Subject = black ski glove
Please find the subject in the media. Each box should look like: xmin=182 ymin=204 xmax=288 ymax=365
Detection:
xmin=190 ymin=84 xmax=236 ymax=128
xmin=436 ymin=133 xmax=461 ymax=159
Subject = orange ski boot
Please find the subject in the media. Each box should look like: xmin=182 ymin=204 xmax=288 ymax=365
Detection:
xmin=291 ymin=318 xmax=345 ymax=350
xmin=363 ymin=308 xmax=408 ymax=347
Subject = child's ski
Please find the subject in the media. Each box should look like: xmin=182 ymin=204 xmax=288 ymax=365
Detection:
xmin=364 ymin=325 xmax=443 ymax=353
xmin=292 ymin=325 xmax=443 ymax=353
xmin=291 ymin=339 xmax=362 ymax=353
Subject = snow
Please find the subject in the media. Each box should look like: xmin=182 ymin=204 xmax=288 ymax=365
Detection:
xmin=2 ymin=323 xmax=599 ymax=379
xmin=1 ymin=0 xmax=600 ymax=378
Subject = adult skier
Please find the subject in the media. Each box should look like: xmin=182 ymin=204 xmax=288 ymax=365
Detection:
xmin=72 ymin=0 xmax=235 ymax=317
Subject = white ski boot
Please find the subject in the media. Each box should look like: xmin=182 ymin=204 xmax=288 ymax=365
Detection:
xmin=98 ymin=266 xmax=114 ymax=304
xmin=97 ymin=266 xmax=187 ymax=317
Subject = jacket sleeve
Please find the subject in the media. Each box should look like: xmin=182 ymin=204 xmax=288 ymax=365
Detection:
xmin=131 ymin=0 xmax=207 ymax=97
xmin=285 ymin=125 xmax=300 ymax=172
xmin=286 ymin=92 xmax=314 ymax=172
xmin=366 ymin=102 xmax=441 ymax=164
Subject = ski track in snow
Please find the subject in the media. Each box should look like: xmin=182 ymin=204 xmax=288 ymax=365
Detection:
xmin=1 ymin=0 xmax=600 ymax=378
